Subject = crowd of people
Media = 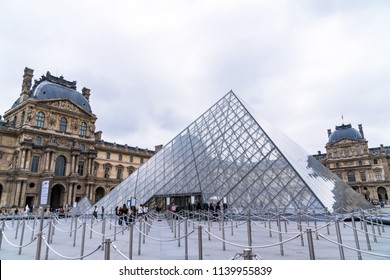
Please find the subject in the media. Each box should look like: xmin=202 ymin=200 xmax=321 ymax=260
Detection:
xmin=114 ymin=204 xmax=149 ymax=225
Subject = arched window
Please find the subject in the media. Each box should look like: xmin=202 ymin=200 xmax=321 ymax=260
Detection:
xmin=59 ymin=117 xmax=67 ymax=132
xmin=36 ymin=111 xmax=45 ymax=128
xmin=54 ymin=155 xmax=67 ymax=176
xmin=347 ymin=171 xmax=356 ymax=182
xmin=80 ymin=122 xmax=87 ymax=136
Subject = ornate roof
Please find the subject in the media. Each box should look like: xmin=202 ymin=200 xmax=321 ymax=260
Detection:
xmin=328 ymin=124 xmax=364 ymax=144
xmin=12 ymin=71 xmax=92 ymax=113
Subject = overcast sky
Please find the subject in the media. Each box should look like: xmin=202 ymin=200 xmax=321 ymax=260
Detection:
xmin=1 ymin=0 xmax=390 ymax=154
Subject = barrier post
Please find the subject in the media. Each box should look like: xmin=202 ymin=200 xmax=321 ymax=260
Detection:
xmin=184 ymin=218 xmax=188 ymax=260
xmin=198 ymin=225 xmax=203 ymax=260
xmin=335 ymin=219 xmax=345 ymax=260
xmin=18 ymin=220 xmax=26 ymax=255
xmin=306 ymin=228 xmax=315 ymax=260
xmin=129 ymin=222 xmax=134 ymax=260
xmin=104 ymin=239 xmax=110 ymax=260
xmin=80 ymin=221 xmax=86 ymax=260
xmin=243 ymin=248 xmax=253 ymax=260
xmin=351 ymin=215 xmax=362 ymax=260
xmin=35 ymin=208 xmax=45 ymax=260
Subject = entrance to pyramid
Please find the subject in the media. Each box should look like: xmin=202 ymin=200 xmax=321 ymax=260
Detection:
xmin=147 ymin=193 xmax=203 ymax=212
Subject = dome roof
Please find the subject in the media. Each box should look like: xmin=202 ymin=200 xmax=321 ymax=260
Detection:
xmin=31 ymin=81 xmax=92 ymax=113
xmin=328 ymin=124 xmax=363 ymax=144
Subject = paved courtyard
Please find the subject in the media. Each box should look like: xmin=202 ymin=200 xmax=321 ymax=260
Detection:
xmin=1 ymin=206 xmax=390 ymax=261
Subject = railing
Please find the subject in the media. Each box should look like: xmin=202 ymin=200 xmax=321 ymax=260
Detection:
xmin=1 ymin=207 xmax=389 ymax=260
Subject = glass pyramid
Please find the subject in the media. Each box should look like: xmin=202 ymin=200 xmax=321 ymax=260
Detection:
xmin=90 ymin=91 xmax=372 ymax=214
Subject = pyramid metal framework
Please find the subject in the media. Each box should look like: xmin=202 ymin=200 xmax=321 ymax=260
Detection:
xmin=91 ymin=91 xmax=372 ymax=214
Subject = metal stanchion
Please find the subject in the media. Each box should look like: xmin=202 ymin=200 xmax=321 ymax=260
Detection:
xmin=178 ymin=217 xmax=181 ymax=247
xmin=129 ymin=222 xmax=134 ymax=260
xmin=221 ymin=212 xmax=226 ymax=251
xmin=306 ymin=228 xmax=315 ymax=260
xmin=313 ymin=210 xmax=319 ymax=240
xmin=138 ymin=219 xmax=142 ymax=255
xmin=335 ymin=219 xmax=345 ymax=260
xmin=104 ymin=239 xmax=110 ymax=260
xmin=73 ymin=216 xmax=78 ymax=247
xmin=198 ymin=225 xmax=203 ymax=260
xmin=18 ymin=220 xmax=26 ymax=255
xmin=80 ymin=221 xmax=86 ymax=260
xmin=45 ymin=219 xmax=52 ymax=260
xmin=101 ymin=217 xmax=106 ymax=251
xmin=362 ymin=217 xmax=372 ymax=251
xmin=35 ymin=208 xmax=45 ymax=260
xmin=15 ymin=217 xmax=20 ymax=240
xmin=351 ymin=215 xmax=362 ymax=260
xmin=31 ymin=218 xmax=36 ymax=242
xmin=369 ymin=215 xmax=377 ymax=243
xmin=268 ymin=219 xmax=272 ymax=238
xmin=298 ymin=212 xmax=304 ymax=246
xmin=277 ymin=214 xmax=284 ymax=256
xmin=243 ymin=248 xmax=253 ymax=260
xmin=247 ymin=218 xmax=252 ymax=247
xmin=184 ymin=218 xmax=188 ymax=260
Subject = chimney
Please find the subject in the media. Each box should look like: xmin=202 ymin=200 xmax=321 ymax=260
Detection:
xmin=20 ymin=67 xmax=34 ymax=102
xmin=358 ymin=124 xmax=364 ymax=138
xmin=327 ymin=129 xmax=332 ymax=137
xmin=82 ymin=87 xmax=91 ymax=101
xmin=155 ymin=144 xmax=163 ymax=152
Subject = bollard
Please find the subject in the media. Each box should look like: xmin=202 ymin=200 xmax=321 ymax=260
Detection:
xmin=335 ymin=219 xmax=345 ymax=260
xmin=143 ymin=219 xmax=146 ymax=244
xmin=18 ymin=220 xmax=26 ymax=255
xmin=15 ymin=218 xmax=20 ymax=240
xmin=277 ymin=214 xmax=284 ymax=256
xmin=178 ymin=217 xmax=181 ymax=247
xmin=31 ymin=218 xmax=36 ymax=242
xmin=129 ymin=222 xmax=134 ymax=260
xmin=184 ymin=218 xmax=188 ymax=260
xmin=243 ymin=248 xmax=253 ymax=260
xmin=297 ymin=212 xmax=304 ymax=246
xmin=80 ymin=221 xmax=87 ymax=260
xmin=198 ymin=225 xmax=203 ymax=260
xmin=101 ymin=217 xmax=106 ymax=251
xmin=73 ymin=217 xmax=78 ymax=247
xmin=247 ymin=218 xmax=252 ymax=247
xmin=90 ymin=217 xmax=94 ymax=239
xmin=70 ymin=216 xmax=74 ymax=237
xmin=306 ymin=228 xmax=315 ymax=260
xmin=221 ymin=213 xmax=226 ymax=251
xmin=369 ymin=215 xmax=377 ymax=243
xmin=138 ymin=219 xmax=142 ymax=255
xmin=313 ymin=210 xmax=319 ymax=240
xmin=35 ymin=208 xmax=45 ymax=260
xmin=45 ymin=220 xmax=52 ymax=260
xmin=268 ymin=218 xmax=272 ymax=238
xmin=104 ymin=239 xmax=111 ymax=260
xmin=351 ymin=215 xmax=362 ymax=260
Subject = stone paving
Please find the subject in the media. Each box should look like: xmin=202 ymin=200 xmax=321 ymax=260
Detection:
xmin=1 ymin=207 xmax=390 ymax=261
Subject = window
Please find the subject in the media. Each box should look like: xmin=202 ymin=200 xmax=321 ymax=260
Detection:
xmin=375 ymin=171 xmax=382 ymax=181
xmin=333 ymin=150 xmax=339 ymax=158
xmin=59 ymin=117 xmax=67 ymax=132
xmin=106 ymin=152 xmax=111 ymax=159
xmin=140 ymin=157 xmax=144 ymax=164
xmin=36 ymin=111 xmax=45 ymax=128
xmin=344 ymin=148 xmax=350 ymax=157
xmin=360 ymin=171 xmax=366 ymax=182
xmin=347 ymin=171 xmax=356 ymax=182
xmin=77 ymin=161 xmax=84 ymax=176
xmin=35 ymin=136 xmax=41 ymax=145
xmin=117 ymin=167 xmax=123 ymax=179
xmin=54 ymin=155 xmax=66 ymax=176
xmin=118 ymin=154 xmax=122 ymax=161
xmin=80 ymin=122 xmax=87 ymax=136
xmin=31 ymin=156 xmax=40 ymax=173
xmin=373 ymin=159 xmax=378 ymax=164
xmin=104 ymin=167 xmax=110 ymax=179
xmin=129 ymin=155 xmax=133 ymax=162
xmin=359 ymin=160 xmax=363 ymax=166
xmin=80 ymin=144 xmax=85 ymax=152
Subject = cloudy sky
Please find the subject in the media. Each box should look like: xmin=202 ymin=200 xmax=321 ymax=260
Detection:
xmin=1 ymin=0 xmax=390 ymax=154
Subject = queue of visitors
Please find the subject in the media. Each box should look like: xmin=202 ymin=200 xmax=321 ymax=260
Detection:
xmin=115 ymin=204 xmax=149 ymax=225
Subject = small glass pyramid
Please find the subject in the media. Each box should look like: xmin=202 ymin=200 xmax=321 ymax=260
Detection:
xmin=91 ymin=91 xmax=372 ymax=214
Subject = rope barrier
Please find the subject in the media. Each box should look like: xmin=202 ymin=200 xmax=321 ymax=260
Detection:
xmin=1 ymin=230 xmax=37 ymax=248
xmin=41 ymin=235 xmax=102 ymax=260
